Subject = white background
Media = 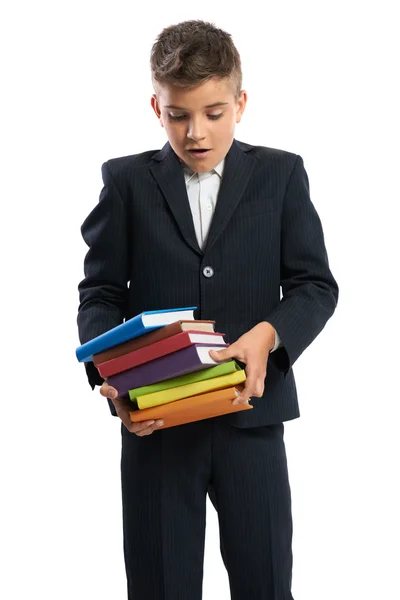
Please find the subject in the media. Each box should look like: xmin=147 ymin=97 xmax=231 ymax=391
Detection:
xmin=1 ymin=1 xmax=399 ymax=598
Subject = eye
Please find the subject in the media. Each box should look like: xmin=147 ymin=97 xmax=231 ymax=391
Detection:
xmin=168 ymin=113 xmax=223 ymax=122
xmin=168 ymin=114 xmax=187 ymax=121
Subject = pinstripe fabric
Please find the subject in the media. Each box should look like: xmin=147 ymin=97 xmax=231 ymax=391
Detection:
xmin=121 ymin=418 xmax=293 ymax=600
xmin=77 ymin=139 xmax=338 ymax=599
xmin=77 ymin=138 xmax=338 ymax=427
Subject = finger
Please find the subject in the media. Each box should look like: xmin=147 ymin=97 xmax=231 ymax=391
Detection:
xmin=234 ymin=373 xmax=266 ymax=404
xmin=231 ymin=389 xmax=249 ymax=406
xmin=131 ymin=419 xmax=164 ymax=436
xmin=122 ymin=418 xmax=154 ymax=434
xmin=232 ymin=369 xmax=258 ymax=404
xmin=99 ymin=382 xmax=109 ymax=397
xmin=232 ymin=391 xmax=252 ymax=405
xmin=100 ymin=382 xmax=119 ymax=399
xmin=110 ymin=396 xmax=137 ymax=424
xmin=209 ymin=346 xmax=237 ymax=362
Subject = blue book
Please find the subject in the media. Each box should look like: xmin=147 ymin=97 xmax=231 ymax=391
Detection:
xmin=76 ymin=306 xmax=197 ymax=363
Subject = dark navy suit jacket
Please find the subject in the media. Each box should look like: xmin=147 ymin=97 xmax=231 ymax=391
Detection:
xmin=77 ymin=139 xmax=338 ymax=427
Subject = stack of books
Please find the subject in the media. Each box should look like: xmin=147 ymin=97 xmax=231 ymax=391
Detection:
xmin=76 ymin=306 xmax=252 ymax=429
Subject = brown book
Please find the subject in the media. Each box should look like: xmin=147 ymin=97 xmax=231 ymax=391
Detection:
xmin=129 ymin=386 xmax=252 ymax=430
xmin=93 ymin=320 xmax=215 ymax=365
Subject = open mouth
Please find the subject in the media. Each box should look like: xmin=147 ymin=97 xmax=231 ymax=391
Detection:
xmin=188 ymin=149 xmax=211 ymax=158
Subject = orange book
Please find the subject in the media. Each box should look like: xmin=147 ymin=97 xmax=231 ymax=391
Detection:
xmin=129 ymin=386 xmax=252 ymax=430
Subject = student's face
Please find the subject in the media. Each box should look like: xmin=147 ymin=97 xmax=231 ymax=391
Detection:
xmin=151 ymin=77 xmax=247 ymax=172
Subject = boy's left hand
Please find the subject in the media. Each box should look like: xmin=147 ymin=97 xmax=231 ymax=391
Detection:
xmin=209 ymin=322 xmax=276 ymax=405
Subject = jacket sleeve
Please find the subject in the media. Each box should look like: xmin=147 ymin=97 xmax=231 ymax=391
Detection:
xmin=266 ymin=155 xmax=339 ymax=374
xmin=77 ymin=162 xmax=130 ymax=415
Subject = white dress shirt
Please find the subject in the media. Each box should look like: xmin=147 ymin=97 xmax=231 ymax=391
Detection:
xmin=182 ymin=159 xmax=282 ymax=353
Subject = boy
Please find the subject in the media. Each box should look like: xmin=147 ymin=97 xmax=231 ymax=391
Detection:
xmin=77 ymin=19 xmax=338 ymax=600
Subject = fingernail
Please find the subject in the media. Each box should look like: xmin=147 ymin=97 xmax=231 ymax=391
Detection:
xmin=156 ymin=420 xmax=164 ymax=427
xmin=232 ymin=399 xmax=239 ymax=405
xmin=147 ymin=420 xmax=155 ymax=426
xmin=235 ymin=391 xmax=240 ymax=396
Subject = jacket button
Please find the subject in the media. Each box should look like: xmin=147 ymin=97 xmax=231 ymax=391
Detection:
xmin=203 ymin=266 xmax=214 ymax=278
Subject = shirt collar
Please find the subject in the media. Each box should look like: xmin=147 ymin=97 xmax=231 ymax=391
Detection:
xmin=182 ymin=158 xmax=225 ymax=184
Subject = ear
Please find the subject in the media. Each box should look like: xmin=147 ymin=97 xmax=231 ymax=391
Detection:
xmin=236 ymin=90 xmax=247 ymax=124
xmin=151 ymin=94 xmax=164 ymax=127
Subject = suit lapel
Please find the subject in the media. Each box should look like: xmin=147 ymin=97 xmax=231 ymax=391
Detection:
xmin=150 ymin=142 xmax=202 ymax=256
xmin=149 ymin=139 xmax=254 ymax=256
xmin=203 ymin=140 xmax=254 ymax=253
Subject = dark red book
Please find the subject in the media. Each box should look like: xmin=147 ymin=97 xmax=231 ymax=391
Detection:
xmin=97 ymin=331 xmax=227 ymax=378
xmin=93 ymin=320 xmax=215 ymax=365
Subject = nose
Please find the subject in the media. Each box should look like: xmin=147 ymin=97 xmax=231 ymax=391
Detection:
xmin=187 ymin=117 xmax=206 ymax=142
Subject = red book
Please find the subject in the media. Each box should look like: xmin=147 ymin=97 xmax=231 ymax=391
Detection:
xmin=93 ymin=320 xmax=215 ymax=365
xmin=97 ymin=331 xmax=227 ymax=378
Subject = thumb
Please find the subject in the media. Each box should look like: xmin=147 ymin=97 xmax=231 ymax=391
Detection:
xmin=107 ymin=387 xmax=119 ymax=400
xmin=209 ymin=346 xmax=234 ymax=362
xmin=100 ymin=382 xmax=118 ymax=399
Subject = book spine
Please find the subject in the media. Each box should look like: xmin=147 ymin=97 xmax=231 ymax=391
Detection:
xmin=76 ymin=313 xmax=145 ymax=362
xmin=137 ymin=369 xmax=246 ymax=409
xmin=93 ymin=321 xmax=184 ymax=365
xmin=97 ymin=331 xmax=190 ymax=377
xmin=108 ymin=345 xmax=215 ymax=397
xmin=128 ymin=360 xmax=237 ymax=399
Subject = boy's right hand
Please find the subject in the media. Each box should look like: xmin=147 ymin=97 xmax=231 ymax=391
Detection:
xmin=100 ymin=382 xmax=164 ymax=436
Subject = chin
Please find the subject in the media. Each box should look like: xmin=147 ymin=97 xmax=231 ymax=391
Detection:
xmin=194 ymin=164 xmax=211 ymax=172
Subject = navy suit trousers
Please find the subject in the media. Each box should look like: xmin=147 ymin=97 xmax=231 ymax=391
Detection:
xmin=121 ymin=417 xmax=294 ymax=600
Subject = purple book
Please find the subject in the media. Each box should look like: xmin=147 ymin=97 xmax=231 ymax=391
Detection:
xmin=107 ymin=344 xmax=228 ymax=398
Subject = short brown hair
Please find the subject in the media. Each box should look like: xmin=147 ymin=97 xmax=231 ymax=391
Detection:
xmin=150 ymin=20 xmax=242 ymax=99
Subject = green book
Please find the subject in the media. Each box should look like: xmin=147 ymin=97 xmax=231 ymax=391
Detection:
xmin=128 ymin=360 xmax=240 ymax=401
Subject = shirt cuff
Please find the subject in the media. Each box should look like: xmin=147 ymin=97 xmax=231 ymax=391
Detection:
xmin=270 ymin=329 xmax=282 ymax=353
